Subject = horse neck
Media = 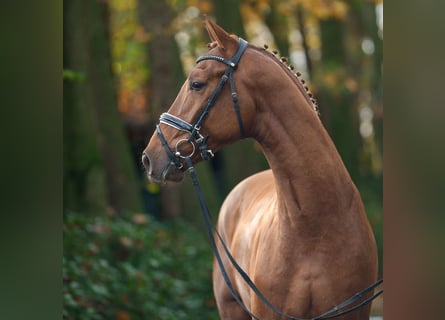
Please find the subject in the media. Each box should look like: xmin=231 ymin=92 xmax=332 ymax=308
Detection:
xmin=251 ymin=62 xmax=357 ymax=236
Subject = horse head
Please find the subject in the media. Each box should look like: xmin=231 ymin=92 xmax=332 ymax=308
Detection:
xmin=142 ymin=18 xmax=256 ymax=184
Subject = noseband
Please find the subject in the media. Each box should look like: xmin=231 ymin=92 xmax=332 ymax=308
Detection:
xmin=156 ymin=38 xmax=249 ymax=170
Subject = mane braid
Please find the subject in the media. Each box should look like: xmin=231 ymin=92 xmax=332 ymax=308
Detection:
xmin=259 ymin=44 xmax=320 ymax=115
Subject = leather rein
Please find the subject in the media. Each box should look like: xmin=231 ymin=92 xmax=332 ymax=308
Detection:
xmin=155 ymin=38 xmax=383 ymax=320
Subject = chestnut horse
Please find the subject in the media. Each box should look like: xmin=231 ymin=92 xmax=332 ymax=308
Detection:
xmin=142 ymin=18 xmax=378 ymax=320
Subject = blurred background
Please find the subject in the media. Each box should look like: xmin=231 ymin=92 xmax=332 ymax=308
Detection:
xmin=63 ymin=0 xmax=383 ymax=319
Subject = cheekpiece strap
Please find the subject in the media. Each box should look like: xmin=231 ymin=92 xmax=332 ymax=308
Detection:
xmin=194 ymin=38 xmax=249 ymax=138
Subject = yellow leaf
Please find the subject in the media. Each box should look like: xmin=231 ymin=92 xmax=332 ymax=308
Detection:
xmin=332 ymin=1 xmax=348 ymax=19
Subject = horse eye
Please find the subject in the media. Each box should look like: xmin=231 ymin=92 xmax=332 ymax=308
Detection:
xmin=190 ymin=81 xmax=206 ymax=91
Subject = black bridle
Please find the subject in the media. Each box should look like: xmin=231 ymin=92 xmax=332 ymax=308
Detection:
xmin=155 ymin=37 xmax=383 ymax=320
xmin=156 ymin=38 xmax=249 ymax=170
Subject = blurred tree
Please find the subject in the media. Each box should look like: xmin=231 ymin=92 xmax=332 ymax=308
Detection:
xmin=317 ymin=16 xmax=361 ymax=180
xmin=64 ymin=0 xmax=143 ymax=214
xmin=214 ymin=0 xmax=247 ymax=38
xmin=295 ymin=3 xmax=313 ymax=76
xmin=314 ymin=1 xmax=382 ymax=184
xmin=264 ymin=0 xmax=290 ymax=57
xmin=137 ymin=0 xmax=185 ymax=218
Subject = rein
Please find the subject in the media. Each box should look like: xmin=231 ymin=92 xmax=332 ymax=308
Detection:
xmin=156 ymin=38 xmax=383 ymax=320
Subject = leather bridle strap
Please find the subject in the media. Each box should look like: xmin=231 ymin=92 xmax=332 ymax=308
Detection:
xmin=156 ymin=124 xmax=183 ymax=170
xmin=195 ymin=38 xmax=248 ymax=137
xmin=185 ymin=156 xmax=261 ymax=320
xmin=159 ymin=113 xmax=194 ymax=132
xmin=184 ymin=155 xmax=384 ymax=320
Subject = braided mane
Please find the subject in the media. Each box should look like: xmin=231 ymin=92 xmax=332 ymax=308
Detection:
xmin=253 ymin=44 xmax=320 ymax=115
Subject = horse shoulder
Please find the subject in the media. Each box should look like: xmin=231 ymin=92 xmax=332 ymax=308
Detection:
xmin=215 ymin=170 xmax=277 ymax=307
xmin=218 ymin=169 xmax=276 ymax=240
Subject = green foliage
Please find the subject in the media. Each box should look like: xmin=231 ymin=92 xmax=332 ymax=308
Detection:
xmin=63 ymin=69 xmax=86 ymax=83
xmin=63 ymin=212 xmax=219 ymax=320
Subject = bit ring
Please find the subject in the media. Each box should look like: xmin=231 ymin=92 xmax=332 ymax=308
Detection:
xmin=175 ymin=139 xmax=195 ymax=159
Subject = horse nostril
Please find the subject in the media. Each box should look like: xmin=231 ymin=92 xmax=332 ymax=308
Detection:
xmin=142 ymin=153 xmax=151 ymax=174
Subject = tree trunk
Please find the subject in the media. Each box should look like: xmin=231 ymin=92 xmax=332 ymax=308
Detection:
xmin=264 ymin=1 xmax=289 ymax=57
xmin=213 ymin=0 xmax=246 ymax=38
xmin=318 ymin=17 xmax=361 ymax=182
xmin=137 ymin=0 xmax=184 ymax=218
xmin=64 ymin=0 xmax=143 ymax=214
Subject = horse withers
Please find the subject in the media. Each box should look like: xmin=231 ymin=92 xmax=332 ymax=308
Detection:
xmin=142 ymin=18 xmax=378 ymax=320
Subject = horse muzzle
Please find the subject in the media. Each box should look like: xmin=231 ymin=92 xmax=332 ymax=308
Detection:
xmin=142 ymin=152 xmax=184 ymax=184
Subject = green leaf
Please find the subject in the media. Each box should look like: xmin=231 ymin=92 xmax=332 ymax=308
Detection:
xmin=63 ymin=69 xmax=86 ymax=82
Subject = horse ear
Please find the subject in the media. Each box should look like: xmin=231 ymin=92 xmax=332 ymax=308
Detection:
xmin=204 ymin=16 xmax=237 ymax=51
